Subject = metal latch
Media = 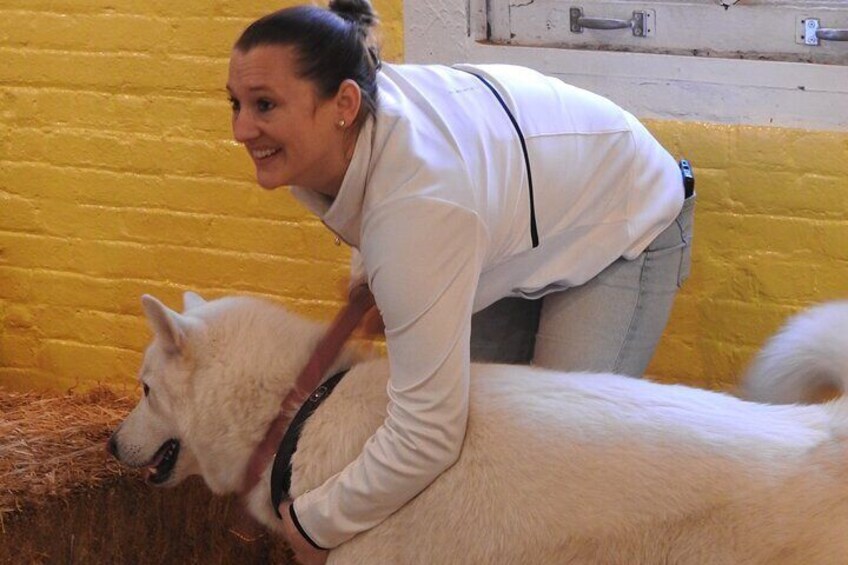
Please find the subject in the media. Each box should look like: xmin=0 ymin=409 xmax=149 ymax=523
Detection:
xmin=569 ymin=7 xmax=654 ymax=38
xmin=798 ymin=17 xmax=848 ymax=46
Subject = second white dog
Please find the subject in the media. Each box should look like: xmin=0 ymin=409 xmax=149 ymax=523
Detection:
xmin=110 ymin=294 xmax=848 ymax=564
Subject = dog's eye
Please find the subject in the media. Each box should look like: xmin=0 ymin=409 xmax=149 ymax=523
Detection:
xmin=143 ymin=383 xmax=150 ymax=397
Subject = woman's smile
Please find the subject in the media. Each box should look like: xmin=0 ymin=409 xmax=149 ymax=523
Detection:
xmin=250 ymin=146 xmax=282 ymax=161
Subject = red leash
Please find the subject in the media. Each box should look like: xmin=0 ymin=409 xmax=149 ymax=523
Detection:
xmin=230 ymin=286 xmax=377 ymax=541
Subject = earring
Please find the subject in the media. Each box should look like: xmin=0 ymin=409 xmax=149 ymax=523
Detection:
xmin=337 ymin=119 xmax=346 ymax=128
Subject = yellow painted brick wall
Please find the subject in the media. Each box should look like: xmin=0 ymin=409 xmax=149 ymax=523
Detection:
xmin=646 ymin=122 xmax=848 ymax=389
xmin=1 ymin=1 xmax=846 ymax=394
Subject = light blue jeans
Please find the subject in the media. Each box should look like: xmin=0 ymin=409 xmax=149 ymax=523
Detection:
xmin=470 ymin=195 xmax=695 ymax=377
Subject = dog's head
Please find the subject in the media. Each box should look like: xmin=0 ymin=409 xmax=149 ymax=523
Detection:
xmin=107 ymin=292 xmax=209 ymax=487
xmin=108 ymin=291 xmax=343 ymax=495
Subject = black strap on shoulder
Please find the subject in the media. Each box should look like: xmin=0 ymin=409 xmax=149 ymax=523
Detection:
xmin=466 ymin=71 xmax=540 ymax=249
xmin=270 ymin=369 xmax=350 ymax=518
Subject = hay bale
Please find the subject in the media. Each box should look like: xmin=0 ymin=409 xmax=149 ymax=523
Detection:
xmin=0 ymin=388 xmax=294 ymax=564
xmin=0 ymin=388 xmax=134 ymax=520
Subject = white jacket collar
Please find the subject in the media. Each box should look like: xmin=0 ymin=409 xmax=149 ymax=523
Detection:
xmin=290 ymin=116 xmax=374 ymax=248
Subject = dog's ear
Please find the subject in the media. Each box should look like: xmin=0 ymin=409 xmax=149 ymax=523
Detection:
xmin=182 ymin=291 xmax=207 ymax=312
xmin=141 ymin=294 xmax=188 ymax=355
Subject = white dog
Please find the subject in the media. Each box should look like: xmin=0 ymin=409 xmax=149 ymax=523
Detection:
xmin=109 ymin=293 xmax=848 ymax=564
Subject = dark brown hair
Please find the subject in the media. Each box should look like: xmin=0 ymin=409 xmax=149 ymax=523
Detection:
xmin=234 ymin=1 xmax=381 ymax=126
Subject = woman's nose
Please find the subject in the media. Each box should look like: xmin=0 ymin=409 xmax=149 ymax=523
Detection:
xmin=232 ymin=111 xmax=259 ymax=143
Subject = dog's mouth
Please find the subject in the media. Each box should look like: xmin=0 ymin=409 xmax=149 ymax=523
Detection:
xmin=143 ymin=439 xmax=180 ymax=485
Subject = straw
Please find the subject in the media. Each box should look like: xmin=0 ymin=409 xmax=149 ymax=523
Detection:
xmin=0 ymin=387 xmax=135 ymax=527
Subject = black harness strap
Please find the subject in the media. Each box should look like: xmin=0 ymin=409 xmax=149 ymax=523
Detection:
xmin=467 ymin=71 xmax=540 ymax=249
xmin=270 ymin=369 xmax=350 ymax=518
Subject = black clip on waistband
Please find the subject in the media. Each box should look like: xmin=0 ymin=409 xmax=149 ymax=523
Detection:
xmin=679 ymin=159 xmax=695 ymax=199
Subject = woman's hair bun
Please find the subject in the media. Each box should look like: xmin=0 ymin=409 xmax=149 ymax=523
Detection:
xmin=329 ymin=0 xmax=378 ymax=30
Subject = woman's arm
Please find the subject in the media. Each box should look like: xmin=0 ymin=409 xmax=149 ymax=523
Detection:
xmin=290 ymin=199 xmax=487 ymax=548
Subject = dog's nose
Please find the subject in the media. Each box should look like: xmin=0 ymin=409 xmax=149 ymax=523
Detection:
xmin=106 ymin=434 xmax=119 ymax=459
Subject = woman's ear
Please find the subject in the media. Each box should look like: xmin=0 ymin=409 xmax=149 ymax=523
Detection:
xmin=336 ymin=79 xmax=362 ymax=125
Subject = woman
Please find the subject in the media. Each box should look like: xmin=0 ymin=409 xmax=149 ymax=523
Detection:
xmin=226 ymin=1 xmax=694 ymax=562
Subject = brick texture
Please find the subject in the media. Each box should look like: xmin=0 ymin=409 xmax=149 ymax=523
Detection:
xmin=0 ymin=1 xmax=846 ymax=393
xmin=645 ymin=121 xmax=848 ymax=389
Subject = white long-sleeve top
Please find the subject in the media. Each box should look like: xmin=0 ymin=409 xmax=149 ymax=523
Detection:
xmin=290 ymin=63 xmax=684 ymax=548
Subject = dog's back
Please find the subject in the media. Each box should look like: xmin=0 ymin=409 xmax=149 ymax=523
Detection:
xmin=309 ymin=369 xmax=848 ymax=561
xmin=319 ymin=302 xmax=848 ymax=564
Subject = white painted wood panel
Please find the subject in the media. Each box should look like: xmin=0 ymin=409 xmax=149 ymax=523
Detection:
xmin=488 ymin=1 xmax=848 ymax=65
xmin=404 ymin=0 xmax=848 ymax=130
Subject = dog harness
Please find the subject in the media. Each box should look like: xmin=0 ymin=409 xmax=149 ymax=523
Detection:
xmin=271 ymin=368 xmax=351 ymax=519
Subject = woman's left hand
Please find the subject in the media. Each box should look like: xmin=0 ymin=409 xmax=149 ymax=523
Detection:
xmin=281 ymin=502 xmax=329 ymax=565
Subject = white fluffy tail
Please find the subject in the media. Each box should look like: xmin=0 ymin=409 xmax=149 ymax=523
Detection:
xmin=741 ymin=301 xmax=848 ymax=404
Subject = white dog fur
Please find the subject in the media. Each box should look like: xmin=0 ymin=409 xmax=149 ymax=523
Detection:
xmin=110 ymin=294 xmax=848 ymax=564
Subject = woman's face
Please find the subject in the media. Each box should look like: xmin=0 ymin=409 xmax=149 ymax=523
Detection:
xmin=227 ymin=45 xmax=346 ymax=194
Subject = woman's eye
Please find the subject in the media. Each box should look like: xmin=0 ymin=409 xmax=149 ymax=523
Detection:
xmin=257 ymin=98 xmax=275 ymax=113
xmin=143 ymin=383 xmax=150 ymax=397
xmin=228 ymin=96 xmax=240 ymax=113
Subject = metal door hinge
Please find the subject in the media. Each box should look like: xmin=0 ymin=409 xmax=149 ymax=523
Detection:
xmin=798 ymin=17 xmax=848 ymax=46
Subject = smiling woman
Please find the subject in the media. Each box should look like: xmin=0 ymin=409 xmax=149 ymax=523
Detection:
xmin=225 ymin=1 xmax=694 ymax=563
